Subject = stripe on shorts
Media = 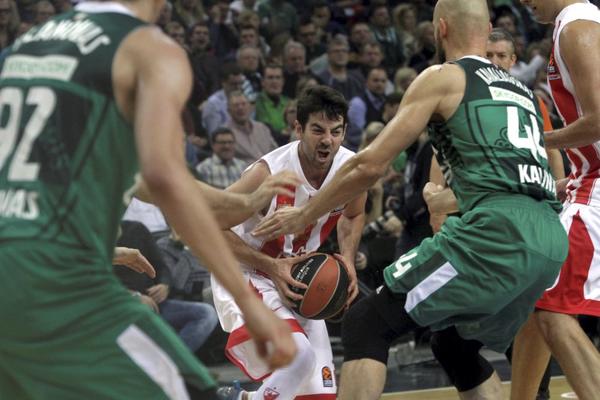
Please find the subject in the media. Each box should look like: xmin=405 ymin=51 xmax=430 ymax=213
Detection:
xmin=405 ymin=262 xmax=458 ymax=313
xmin=117 ymin=324 xmax=190 ymax=400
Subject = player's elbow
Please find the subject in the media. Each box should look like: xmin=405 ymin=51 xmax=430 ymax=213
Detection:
xmin=351 ymin=154 xmax=387 ymax=184
xmin=141 ymin=163 xmax=183 ymax=200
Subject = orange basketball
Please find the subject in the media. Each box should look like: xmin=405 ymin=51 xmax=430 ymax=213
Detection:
xmin=289 ymin=253 xmax=349 ymax=320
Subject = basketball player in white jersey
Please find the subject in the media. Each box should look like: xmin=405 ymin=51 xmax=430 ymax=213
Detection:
xmin=212 ymin=86 xmax=367 ymax=400
xmin=512 ymin=1 xmax=600 ymax=399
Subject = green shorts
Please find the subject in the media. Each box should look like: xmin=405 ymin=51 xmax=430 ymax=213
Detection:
xmin=383 ymin=194 xmax=568 ymax=352
xmin=0 ymin=242 xmax=215 ymax=399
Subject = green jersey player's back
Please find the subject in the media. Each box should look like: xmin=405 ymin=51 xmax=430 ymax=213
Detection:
xmin=431 ymin=56 xmax=560 ymax=213
xmin=0 ymin=4 xmax=146 ymax=261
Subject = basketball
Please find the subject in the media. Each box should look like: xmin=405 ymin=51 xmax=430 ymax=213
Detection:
xmin=289 ymin=253 xmax=349 ymax=320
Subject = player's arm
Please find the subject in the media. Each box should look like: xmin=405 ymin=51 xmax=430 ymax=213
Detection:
xmin=336 ymin=192 xmax=367 ymax=306
xmin=253 ymin=64 xmax=461 ymax=239
xmin=544 ymin=20 xmax=600 ymax=149
xmin=134 ymin=168 xmax=299 ymax=229
xmin=224 ymin=162 xmax=309 ymax=302
xmin=425 ymin=156 xmax=458 ymax=215
xmin=123 ymin=27 xmax=295 ymax=368
xmin=538 ymin=97 xmax=565 ymax=179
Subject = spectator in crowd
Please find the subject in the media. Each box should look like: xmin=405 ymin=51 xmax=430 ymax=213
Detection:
xmin=238 ymin=23 xmax=271 ymax=59
xmin=295 ymin=74 xmax=319 ymax=98
xmin=392 ymin=3 xmax=418 ymax=59
xmin=173 ymin=0 xmax=205 ymax=29
xmin=0 ymin=0 xmax=17 ymax=50
xmin=274 ymin=99 xmax=298 ymax=145
xmin=156 ymin=0 xmax=173 ymax=29
xmin=310 ymin=0 xmax=346 ymax=40
xmin=123 ymin=198 xmax=171 ymax=241
xmin=236 ymin=45 xmax=262 ymax=103
xmin=369 ymin=3 xmax=406 ymax=75
xmin=114 ymin=220 xmax=219 ymax=353
xmin=165 ymin=20 xmax=187 ymax=49
xmin=494 ymin=11 xmax=519 ymax=36
xmin=207 ymin=1 xmax=239 ymax=61
xmin=33 ymin=0 xmax=55 ymax=25
xmin=157 ymin=230 xmax=213 ymax=303
xmin=297 ymin=17 xmax=326 ymax=64
xmin=408 ymin=0 xmax=434 ymax=23
xmin=196 ymin=127 xmax=248 ymax=189
xmin=257 ymin=0 xmax=298 ymax=40
xmin=201 ymin=63 xmax=245 ymax=136
xmin=52 ymin=0 xmax=72 ymax=13
xmin=316 ymin=35 xmax=363 ymax=101
xmin=228 ymin=0 xmax=259 ymax=24
xmin=255 ymin=64 xmax=290 ymax=136
xmin=353 ymin=40 xmax=395 ymax=93
xmin=510 ymin=39 xmax=548 ymax=87
xmin=347 ymin=66 xmax=388 ymax=151
xmin=394 ymin=66 xmax=417 ymax=92
xmin=226 ymin=90 xmax=278 ymax=164
xmin=188 ymin=21 xmax=220 ymax=105
xmin=408 ymin=21 xmax=436 ymax=72
xmin=349 ymin=21 xmax=375 ymax=64
xmin=282 ymin=40 xmax=307 ymax=98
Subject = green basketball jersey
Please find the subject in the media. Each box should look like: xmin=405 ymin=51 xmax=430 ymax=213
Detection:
xmin=0 ymin=10 xmax=146 ymax=261
xmin=430 ymin=56 xmax=561 ymax=213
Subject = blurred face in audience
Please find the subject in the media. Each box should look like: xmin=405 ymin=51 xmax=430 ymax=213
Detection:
xmin=383 ymin=101 xmax=400 ymax=123
xmin=211 ymin=132 xmax=236 ymax=162
xmin=298 ymin=23 xmax=319 ymax=47
xmin=181 ymin=0 xmax=195 ymax=11
xmin=311 ymin=6 xmax=330 ymax=29
xmin=0 ymin=0 xmax=10 ymax=28
xmin=350 ymin=23 xmax=372 ymax=46
xmin=360 ymin=44 xmax=383 ymax=68
xmin=189 ymin=24 xmax=210 ymax=52
xmin=284 ymin=47 xmax=306 ymax=74
xmin=328 ymin=42 xmax=349 ymax=69
xmin=228 ymin=94 xmax=252 ymax=124
xmin=519 ymin=0 xmax=561 ymax=24
xmin=240 ymin=27 xmax=259 ymax=47
xmin=366 ymin=68 xmax=387 ymax=97
xmin=35 ymin=1 xmax=55 ymax=25
xmin=238 ymin=47 xmax=260 ymax=73
xmin=371 ymin=6 xmax=391 ymax=29
xmin=262 ymin=67 xmax=284 ymax=97
xmin=486 ymin=39 xmax=517 ymax=72
xmin=223 ymin=73 xmax=245 ymax=94
xmin=157 ymin=3 xmax=173 ymax=26
xmin=166 ymin=23 xmax=187 ymax=47
xmin=495 ymin=15 xmax=517 ymax=34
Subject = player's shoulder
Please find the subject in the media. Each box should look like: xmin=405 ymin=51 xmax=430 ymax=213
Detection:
xmin=409 ymin=63 xmax=464 ymax=95
xmin=119 ymin=25 xmax=187 ymax=64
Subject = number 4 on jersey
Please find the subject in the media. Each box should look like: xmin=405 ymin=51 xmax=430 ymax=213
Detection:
xmin=0 ymin=86 xmax=56 ymax=181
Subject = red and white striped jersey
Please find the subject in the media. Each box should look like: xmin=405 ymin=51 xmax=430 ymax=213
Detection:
xmin=548 ymin=1 xmax=600 ymax=206
xmin=232 ymin=140 xmax=355 ymax=264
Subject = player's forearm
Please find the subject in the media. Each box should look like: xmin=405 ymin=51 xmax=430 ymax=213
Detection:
xmin=544 ymin=114 xmax=600 ymax=149
xmin=303 ymin=154 xmax=384 ymax=225
xmin=547 ymin=148 xmax=565 ymax=180
xmin=224 ymin=230 xmax=275 ymax=274
xmin=145 ymin=170 xmax=253 ymax=304
xmin=197 ymin=181 xmax=258 ymax=228
xmin=337 ymin=213 xmax=365 ymax=262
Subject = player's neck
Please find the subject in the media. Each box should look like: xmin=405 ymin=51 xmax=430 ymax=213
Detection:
xmin=298 ymin=152 xmax=331 ymax=189
xmin=444 ymin=46 xmax=486 ymax=63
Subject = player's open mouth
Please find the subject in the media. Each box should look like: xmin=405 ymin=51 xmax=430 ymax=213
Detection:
xmin=317 ymin=150 xmax=330 ymax=160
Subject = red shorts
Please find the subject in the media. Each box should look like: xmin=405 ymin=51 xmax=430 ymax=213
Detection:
xmin=536 ymin=202 xmax=600 ymax=316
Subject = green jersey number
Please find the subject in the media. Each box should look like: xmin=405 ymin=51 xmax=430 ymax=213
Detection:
xmin=0 ymin=86 xmax=56 ymax=181
xmin=506 ymin=106 xmax=547 ymax=162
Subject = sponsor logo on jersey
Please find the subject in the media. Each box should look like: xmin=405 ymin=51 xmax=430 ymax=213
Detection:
xmin=322 ymin=366 xmax=333 ymax=387
xmin=264 ymin=387 xmax=280 ymax=400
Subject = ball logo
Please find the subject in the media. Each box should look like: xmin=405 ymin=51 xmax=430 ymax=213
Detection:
xmin=322 ymin=366 xmax=333 ymax=387
xmin=263 ymin=387 xmax=280 ymax=400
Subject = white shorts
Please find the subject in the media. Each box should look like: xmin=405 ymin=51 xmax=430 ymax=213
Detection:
xmin=211 ymin=272 xmax=337 ymax=397
xmin=537 ymin=201 xmax=600 ymax=316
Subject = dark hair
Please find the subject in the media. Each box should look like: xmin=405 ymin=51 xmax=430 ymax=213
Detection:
xmin=366 ymin=66 xmax=387 ymax=79
xmin=296 ymin=85 xmax=348 ymax=129
xmin=488 ymin=28 xmax=516 ymax=54
xmin=220 ymin=63 xmax=242 ymax=82
xmin=211 ymin=127 xmax=234 ymax=145
xmin=384 ymin=92 xmax=404 ymax=106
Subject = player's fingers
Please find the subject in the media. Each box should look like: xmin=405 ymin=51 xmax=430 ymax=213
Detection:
xmin=135 ymin=256 xmax=156 ymax=278
xmin=252 ymin=219 xmax=280 ymax=238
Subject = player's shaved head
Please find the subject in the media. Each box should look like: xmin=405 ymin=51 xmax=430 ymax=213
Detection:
xmin=433 ymin=0 xmax=490 ymax=61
